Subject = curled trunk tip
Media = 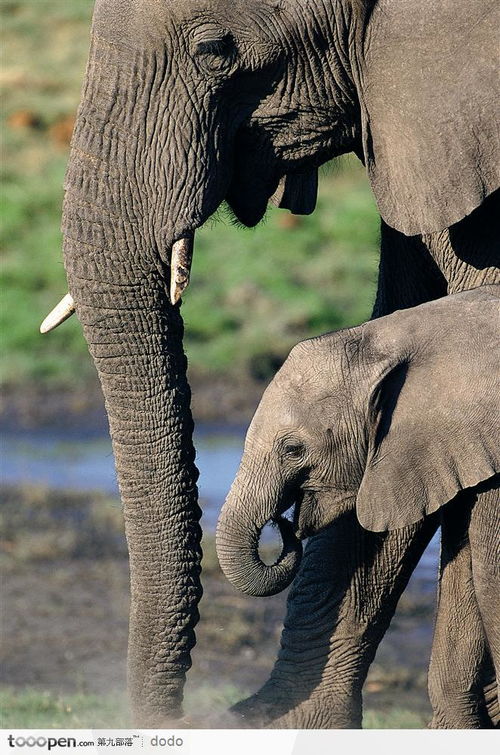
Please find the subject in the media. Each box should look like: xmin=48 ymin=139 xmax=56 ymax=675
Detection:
xmin=216 ymin=514 xmax=303 ymax=597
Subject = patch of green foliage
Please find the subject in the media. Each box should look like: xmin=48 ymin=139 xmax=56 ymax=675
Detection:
xmin=0 ymin=688 xmax=129 ymax=729
xmin=1 ymin=1 xmax=379 ymax=390
xmin=1 ymin=0 xmax=95 ymax=387
xmin=0 ymin=688 xmax=426 ymax=729
xmin=363 ymin=708 xmax=428 ymax=729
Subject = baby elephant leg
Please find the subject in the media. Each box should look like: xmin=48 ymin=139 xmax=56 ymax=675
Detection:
xmin=428 ymin=491 xmax=496 ymax=728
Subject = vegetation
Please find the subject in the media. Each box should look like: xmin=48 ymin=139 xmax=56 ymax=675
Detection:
xmin=1 ymin=0 xmax=380 ymax=390
xmin=1 ymin=687 xmax=427 ymax=729
xmin=0 ymin=688 xmax=129 ymax=729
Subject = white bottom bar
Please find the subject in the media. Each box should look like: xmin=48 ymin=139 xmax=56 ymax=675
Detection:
xmin=1 ymin=729 xmax=493 ymax=755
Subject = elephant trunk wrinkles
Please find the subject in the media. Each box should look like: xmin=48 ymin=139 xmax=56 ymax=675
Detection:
xmin=216 ymin=471 xmax=303 ymax=597
xmin=62 ymin=40 xmax=202 ymax=726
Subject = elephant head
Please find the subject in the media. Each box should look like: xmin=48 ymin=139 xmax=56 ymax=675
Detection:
xmin=41 ymin=0 xmax=499 ymax=724
xmin=216 ymin=286 xmax=500 ymax=596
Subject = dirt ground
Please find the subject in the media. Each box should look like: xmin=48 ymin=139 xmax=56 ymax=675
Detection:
xmin=0 ymin=485 xmax=434 ymax=726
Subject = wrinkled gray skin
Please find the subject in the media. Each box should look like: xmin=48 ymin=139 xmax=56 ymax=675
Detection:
xmin=217 ymin=286 xmax=500 ymax=726
xmin=62 ymin=0 xmax=499 ymax=725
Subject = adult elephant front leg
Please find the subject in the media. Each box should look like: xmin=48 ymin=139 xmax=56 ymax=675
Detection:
xmin=469 ymin=479 xmax=500 ymax=711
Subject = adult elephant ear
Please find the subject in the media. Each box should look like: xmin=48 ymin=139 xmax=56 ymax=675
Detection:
xmin=270 ymin=169 xmax=318 ymax=215
xmin=355 ymin=292 xmax=500 ymax=532
xmin=359 ymin=1 xmax=500 ymax=236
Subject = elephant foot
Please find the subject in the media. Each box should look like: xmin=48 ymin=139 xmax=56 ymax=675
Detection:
xmin=428 ymin=700 xmax=497 ymax=730
xmin=230 ymin=687 xmax=361 ymax=729
xmin=229 ymin=688 xmax=320 ymax=728
xmin=132 ymin=713 xmax=196 ymax=729
xmin=229 ymin=694 xmax=278 ymax=728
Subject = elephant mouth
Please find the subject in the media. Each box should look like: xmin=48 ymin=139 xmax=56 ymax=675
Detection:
xmin=292 ymin=514 xmax=316 ymax=540
xmin=225 ymin=178 xmax=279 ymax=228
xmin=290 ymin=489 xmax=318 ymax=540
xmin=291 ymin=487 xmax=331 ymax=539
xmin=276 ymin=489 xmax=319 ymax=541
xmin=267 ymin=514 xmax=302 ymax=559
xmin=293 ymin=487 xmax=358 ymax=539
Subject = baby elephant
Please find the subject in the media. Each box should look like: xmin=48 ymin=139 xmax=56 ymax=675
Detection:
xmin=216 ymin=284 xmax=499 ymax=722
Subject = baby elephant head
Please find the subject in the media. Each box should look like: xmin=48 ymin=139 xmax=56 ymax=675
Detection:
xmin=216 ymin=286 xmax=499 ymax=596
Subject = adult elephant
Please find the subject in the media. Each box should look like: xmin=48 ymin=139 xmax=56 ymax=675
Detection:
xmin=42 ymin=0 xmax=499 ymax=726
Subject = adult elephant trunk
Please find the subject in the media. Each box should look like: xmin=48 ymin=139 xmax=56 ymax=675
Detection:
xmin=216 ymin=465 xmax=303 ymax=597
xmin=60 ymin=29 xmax=210 ymax=726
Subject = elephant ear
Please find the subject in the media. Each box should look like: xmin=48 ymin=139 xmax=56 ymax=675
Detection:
xmin=270 ymin=170 xmax=318 ymax=215
xmin=356 ymin=296 xmax=500 ymax=532
xmin=360 ymin=2 xmax=500 ymax=236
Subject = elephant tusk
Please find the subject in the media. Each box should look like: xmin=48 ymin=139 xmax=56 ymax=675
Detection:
xmin=170 ymin=235 xmax=194 ymax=305
xmin=40 ymin=293 xmax=76 ymax=334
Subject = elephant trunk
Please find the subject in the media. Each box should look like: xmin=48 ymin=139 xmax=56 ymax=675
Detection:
xmin=216 ymin=472 xmax=303 ymax=597
xmin=61 ymin=35 xmax=203 ymax=726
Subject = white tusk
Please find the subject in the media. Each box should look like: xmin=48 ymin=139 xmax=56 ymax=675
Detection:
xmin=170 ymin=235 xmax=194 ymax=305
xmin=40 ymin=293 xmax=75 ymax=334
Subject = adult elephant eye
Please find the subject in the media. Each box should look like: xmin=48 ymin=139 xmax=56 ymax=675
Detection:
xmin=283 ymin=442 xmax=306 ymax=460
xmin=194 ymin=36 xmax=236 ymax=76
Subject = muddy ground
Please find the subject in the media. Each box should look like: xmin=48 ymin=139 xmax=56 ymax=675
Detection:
xmin=0 ymin=485 xmax=435 ymax=726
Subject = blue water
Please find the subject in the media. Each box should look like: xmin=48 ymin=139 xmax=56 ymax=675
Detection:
xmin=0 ymin=425 xmax=439 ymax=585
xmin=0 ymin=425 xmax=243 ymax=530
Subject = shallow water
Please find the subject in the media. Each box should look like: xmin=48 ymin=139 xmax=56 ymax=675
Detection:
xmin=0 ymin=425 xmax=242 ymax=528
xmin=0 ymin=425 xmax=439 ymax=586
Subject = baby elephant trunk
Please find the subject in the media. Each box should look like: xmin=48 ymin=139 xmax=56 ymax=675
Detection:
xmin=216 ymin=483 xmax=303 ymax=597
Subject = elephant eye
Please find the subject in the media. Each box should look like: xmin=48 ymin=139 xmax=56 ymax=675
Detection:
xmin=194 ymin=35 xmax=236 ymax=75
xmin=282 ymin=442 xmax=306 ymax=460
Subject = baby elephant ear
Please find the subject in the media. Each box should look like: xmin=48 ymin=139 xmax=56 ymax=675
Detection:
xmin=270 ymin=170 xmax=318 ymax=215
xmin=356 ymin=310 xmax=500 ymax=532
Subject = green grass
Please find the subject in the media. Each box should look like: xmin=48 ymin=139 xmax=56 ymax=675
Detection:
xmin=0 ymin=688 xmax=426 ymax=729
xmin=1 ymin=0 xmax=96 ymax=387
xmin=0 ymin=688 xmax=130 ymax=729
xmin=363 ymin=708 xmax=427 ymax=729
xmin=1 ymin=1 xmax=380 ymax=390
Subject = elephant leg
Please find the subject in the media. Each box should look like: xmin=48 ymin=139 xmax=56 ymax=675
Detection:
xmin=230 ymin=231 xmax=439 ymax=728
xmin=428 ymin=492 xmax=496 ymax=728
xmin=231 ymin=229 xmax=443 ymax=727
xmin=231 ymin=221 xmax=497 ymax=729
xmin=374 ymin=218 xmax=499 ymax=727
xmin=372 ymin=221 xmax=448 ymax=316
xmin=469 ymin=478 xmax=500 ymax=710
xmin=232 ymin=511 xmax=438 ymax=727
